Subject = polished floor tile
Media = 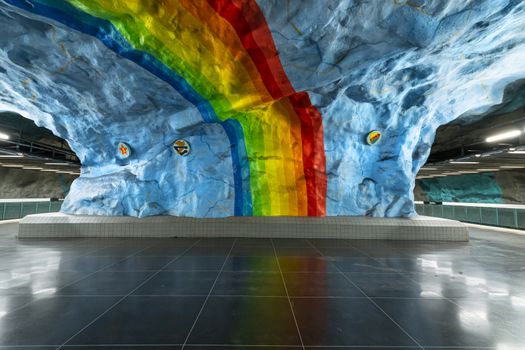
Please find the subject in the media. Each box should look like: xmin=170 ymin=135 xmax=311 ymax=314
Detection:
xmin=0 ymin=294 xmax=35 ymax=312
xmin=186 ymin=347 xmax=300 ymax=350
xmin=283 ymin=272 xmax=363 ymax=297
xmin=0 ymin=296 xmax=119 ymax=345
xmin=272 ymin=247 xmax=321 ymax=256
xmin=277 ymin=256 xmax=338 ymax=273
xmin=67 ymin=296 xmax=205 ymax=345
xmin=133 ymin=271 xmax=217 ymax=295
xmin=0 ymin=270 xmax=85 ymax=295
xmin=212 ymin=271 xmax=286 ymax=296
xmin=374 ymin=298 xmax=499 ymax=347
xmin=53 ymin=256 xmax=130 ymax=272
xmin=163 ymin=256 xmax=226 ymax=271
xmin=0 ymin=222 xmax=523 ymax=348
xmin=57 ymin=271 xmax=154 ymax=295
xmin=347 ymin=272 xmax=441 ymax=298
xmin=104 ymin=256 xmax=175 ymax=271
xmin=316 ymin=247 xmax=368 ymax=257
xmin=135 ymin=246 xmax=190 ymax=256
xmin=331 ymin=257 xmax=399 ymax=273
xmin=62 ymin=347 xmax=180 ymax=350
xmin=292 ymin=297 xmax=418 ymax=346
xmin=451 ymin=298 xmax=525 ymax=345
xmin=187 ymin=296 xmax=301 ymax=345
xmin=229 ymin=245 xmax=276 ymax=257
xmin=223 ymin=256 xmax=280 ymax=272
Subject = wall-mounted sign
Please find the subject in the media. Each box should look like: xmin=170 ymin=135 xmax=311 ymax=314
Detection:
xmin=366 ymin=130 xmax=382 ymax=145
xmin=173 ymin=139 xmax=191 ymax=156
xmin=117 ymin=142 xmax=131 ymax=159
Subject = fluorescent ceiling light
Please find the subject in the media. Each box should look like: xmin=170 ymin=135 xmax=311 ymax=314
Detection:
xmin=477 ymin=168 xmax=499 ymax=172
xmin=459 ymin=171 xmax=479 ymax=174
xmin=486 ymin=130 xmax=521 ymax=143
xmin=500 ymin=165 xmax=525 ymax=169
xmin=0 ymin=132 xmax=9 ymax=140
xmin=449 ymin=161 xmax=480 ymax=164
xmin=421 ymin=167 xmax=438 ymax=170
xmin=508 ymin=151 xmax=525 ymax=154
xmin=40 ymin=169 xmax=58 ymax=172
xmin=1 ymin=164 xmax=24 ymax=168
xmin=474 ymin=154 xmax=482 ymax=158
xmin=23 ymin=167 xmax=43 ymax=170
xmin=0 ymin=155 xmax=22 ymax=158
xmin=45 ymin=162 xmax=75 ymax=166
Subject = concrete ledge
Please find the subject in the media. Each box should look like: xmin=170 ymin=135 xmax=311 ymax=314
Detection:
xmin=18 ymin=213 xmax=469 ymax=241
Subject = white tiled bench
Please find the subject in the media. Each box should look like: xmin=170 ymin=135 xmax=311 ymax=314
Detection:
xmin=18 ymin=213 xmax=469 ymax=241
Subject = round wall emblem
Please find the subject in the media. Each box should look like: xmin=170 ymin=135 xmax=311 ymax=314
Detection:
xmin=117 ymin=142 xmax=131 ymax=159
xmin=173 ymin=139 xmax=191 ymax=156
xmin=366 ymin=130 xmax=382 ymax=145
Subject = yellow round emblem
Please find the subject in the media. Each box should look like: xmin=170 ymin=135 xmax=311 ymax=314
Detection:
xmin=366 ymin=131 xmax=382 ymax=145
xmin=173 ymin=139 xmax=191 ymax=156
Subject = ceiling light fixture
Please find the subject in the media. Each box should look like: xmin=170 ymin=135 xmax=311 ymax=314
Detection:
xmin=0 ymin=155 xmax=23 ymax=158
xmin=449 ymin=161 xmax=480 ymax=164
xmin=500 ymin=165 xmax=525 ymax=169
xmin=508 ymin=151 xmax=525 ymax=154
xmin=0 ymin=132 xmax=9 ymax=140
xmin=477 ymin=168 xmax=499 ymax=172
xmin=45 ymin=162 xmax=76 ymax=166
xmin=23 ymin=167 xmax=43 ymax=170
xmin=1 ymin=164 xmax=24 ymax=168
xmin=486 ymin=130 xmax=522 ymax=143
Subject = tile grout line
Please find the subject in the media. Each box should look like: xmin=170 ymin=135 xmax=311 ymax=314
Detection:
xmin=2 ymin=244 xmax=156 ymax=317
xmin=271 ymin=238 xmax=306 ymax=350
xmin=341 ymin=239 xmax=523 ymax=347
xmin=305 ymin=239 xmax=425 ymax=350
xmin=55 ymin=239 xmax=203 ymax=350
xmin=180 ymin=238 xmax=238 ymax=349
xmin=0 ymin=343 xmax=463 ymax=348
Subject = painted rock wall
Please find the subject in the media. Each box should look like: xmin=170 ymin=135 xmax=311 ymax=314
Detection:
xmin=415 ymin=170 xmax=525 ymax=204
xmin=0 ymin=168 xmax=74 ymax=199
xmin=0 ymin=0 xmax=524 ymax=217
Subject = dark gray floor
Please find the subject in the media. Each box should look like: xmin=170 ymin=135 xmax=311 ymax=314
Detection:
xmin=0 ymin=222 xmax=524 ymax=349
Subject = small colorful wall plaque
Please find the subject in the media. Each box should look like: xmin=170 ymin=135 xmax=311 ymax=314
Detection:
xmin=173 ymin=139 xmax=191 ymax=156
xmin=366 ymin=130 xmax=382 ymax=145
xmin=117 ymin=142 xmax=131 ymax=159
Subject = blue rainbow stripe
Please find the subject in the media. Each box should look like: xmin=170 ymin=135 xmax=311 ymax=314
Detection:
xmin=6 ymin=0 xmax=253 ymax=216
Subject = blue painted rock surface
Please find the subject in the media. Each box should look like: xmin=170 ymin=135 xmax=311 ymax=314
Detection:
xmin=0 ymin=0 xmax=524 ymax=217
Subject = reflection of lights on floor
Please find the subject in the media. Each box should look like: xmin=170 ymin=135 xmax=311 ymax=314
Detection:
xmin=497 ymin=343 xmax=525 ymax=350
xmin=416 ymin=257 xmax=513 ymax=298
xmin=32 ymin=287 xmax=57 ymax=295
xmin=511 ymin=296 xmax=525 ymax=308
xmin=419 ymin=290 xmax=441 ymax=298
xmin=464 ymin=276 xmax=486 ymax=287
xmin=459 ymin=307 xmax=489 ymax=330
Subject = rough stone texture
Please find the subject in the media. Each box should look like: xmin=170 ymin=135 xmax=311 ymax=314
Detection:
xmin=0 ymin=168 xmax=74 ymax=199
xmin=415 ymin=170 xmax=525 ymax=204
xmin=0 ymin=0 xmax=524 ymax=217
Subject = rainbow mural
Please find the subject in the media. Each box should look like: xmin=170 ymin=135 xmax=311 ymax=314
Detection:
xmin=7 ymin=0 xmax=327 ymax=217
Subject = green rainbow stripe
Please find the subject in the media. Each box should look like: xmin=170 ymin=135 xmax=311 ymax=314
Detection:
xmin=8 ymin=0 xmax=328 ymax=216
